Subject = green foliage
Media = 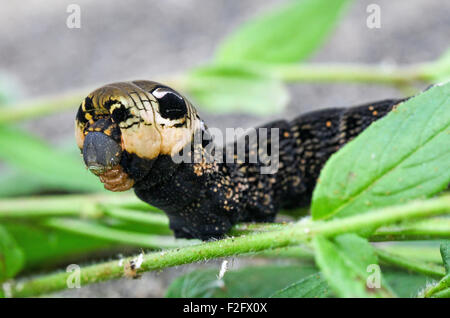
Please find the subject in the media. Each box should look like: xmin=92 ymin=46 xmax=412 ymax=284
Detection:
xmin=312 ymin=83 xmax=450 ymax=220
xmin=0 ymin=226 xmax=25 ymax=283
xmin=441 ymin=240 xmax=450 ymax=273
xmin=186 ymin=0 xmax=351 ymax=115
xmin=270 ymin=273 xmax=330 ymax=298
xmin=423 ymin=240 xmax=450 ymax=297
xmin=0 ymin=169 xmax=50 ymax=197
xmin=313 ymin=234 xmax=393 ymax=297
xmin=0 ymin=125 xmax=104 ymax=193
xmin=186 ymin=65 xmax=289 ymax=115
xmin=166 ymin=265 xmax=318 ymax=298
xmin=3 ymin=223 xmax=111 ymax=270
xmin=382 ymin=270 xmax=434 ymax=298
xmin=0 ymin=0 xmax=448 ymax=299
xmin=216 ymin=0 xmax=351 ymax=64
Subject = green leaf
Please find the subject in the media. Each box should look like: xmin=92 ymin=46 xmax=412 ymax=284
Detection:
xmin=313 ymin=234 xmax=394 ymax=298
xmin=383 ymin=269 xmax=434 ymax=298
xmin=312 ymin=83 xmax=450 ymax=220
xmin=186 ymin=65 xmax=289 ymax=115
xmin=3 ymin=222 xmax=111 ymax=270
xmin=0 ymin=225 xmax=25 ymax=281
xmin=0 ymin=125 xmax=104 ymax=193
xmin=270 ymin=272 xmax=330 ymax=298
xmin=166 ymin=265 xmax=318 ymax=298
xmin=0 ymin=169 xmax=60 ymax=197
xmin=440 ymin=240 xmax=450 ymax=274
xmin=424 ymin=241 xmax=450 ymax=298
xmin=427 ymin=287 xmax=450 ymax=298
xmin=216 ymin=0 xmax=351 ymax=64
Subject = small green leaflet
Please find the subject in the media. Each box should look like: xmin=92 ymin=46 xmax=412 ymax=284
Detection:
xmin=0 ymin=125 xmax=104 ymax=193
xmin=186 ymin=65 xmax=289 ymax=115
xmin=312 ymin=82 xmax=450 ymax=220
xmin=216 ymin=0 xmax=352 ymax=64
xmin=270 ymin=273 xmax=330 ymax=298
xmin=0 ymin=225 xmax=25 ymax=283
xmin=313 ymin=233 xmax=394 ymax=298
xmin=187 ymin=0 xmax=352 ymax=114
xmin=424 ymin=241 xmax=450 ymax=298
xmin=166 ymin=265 xmax=318 ymax=298
xmin=383 ymin=270 xmax=434 ymax=298
xmin=441 ymin=240 xmax=450 ymax=274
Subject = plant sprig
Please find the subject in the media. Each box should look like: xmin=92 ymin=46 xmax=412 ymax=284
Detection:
xmin=4 ymin=195 xmax=450 ymax=297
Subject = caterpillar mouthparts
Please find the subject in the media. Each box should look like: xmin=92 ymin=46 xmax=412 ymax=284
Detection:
xmin=82 ymin=131 xmax=122 ymax=175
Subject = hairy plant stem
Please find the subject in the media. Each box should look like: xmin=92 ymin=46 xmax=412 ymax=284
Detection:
xmin=0 ymin=194 xmax=448 ymax=250
xmin=7 ymin=195 xmax=450 ymax=297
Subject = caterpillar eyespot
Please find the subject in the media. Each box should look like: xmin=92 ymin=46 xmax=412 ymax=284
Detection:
xmin=75 ymin=80 xmax=405 ymax=240
xmin=152 ymin=87 xmax=188 ymax=120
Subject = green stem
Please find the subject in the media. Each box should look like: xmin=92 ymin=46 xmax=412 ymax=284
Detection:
xmin=370 ymin=218 xmax=450 ymax=242
xmin=259 ymin=63 xmax=430 ymax=85
xmin=374 ymin=244 xmax=443 ymax=264
xmin=253 ymin=245 xmax=315 ymax=260
xmin=231 ymin=60 xmax=437 ymax=86
xmin=103 ymin=207 xmax=169 ymax=227
xmin=8 ymin=195 xmax=450 ymax=297
xmin=42 ymin=218 xmax=193 ymax=250
xmin=426 ymin=287 xmax=450 ymax=298
xmin=0 ymin=193 xmax=158 ymax=219
xmin=0 ymin=90 xmax=86 ymax=124
xmin=229 ymin=222 xmax=288 ymax=235
xmin=0 ymin=196 xmax=102 ymax=219
xmin=0 ymin=76 xmax=184 ymax=125
xmin=0 ymin=193 xmax=447 ymax=243
xmin=375 ymin=248 xmax=445 ymax=278
xmin=423 ymin=275 xmax=450 ymax=297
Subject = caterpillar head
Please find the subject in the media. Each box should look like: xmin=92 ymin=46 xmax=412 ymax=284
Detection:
xmin=75 ymin=80 xmax=202 ymax=191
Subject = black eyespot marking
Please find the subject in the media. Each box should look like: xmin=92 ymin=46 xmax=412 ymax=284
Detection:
xmin=109 ymin=102 xmax=131 ymax=124
xmin=84 ymin=97 xmax=94 ymax=112
xmin=152 ymin=87 xmax=187 ymax=120
xmin=104 ymin=99 xmax=118 ymax=111
xmin=76 ymin=105 xmax=88 ymax=124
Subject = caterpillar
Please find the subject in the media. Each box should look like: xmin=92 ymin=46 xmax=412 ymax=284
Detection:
xmin=75 ymin=80 xmax=404 ymax=240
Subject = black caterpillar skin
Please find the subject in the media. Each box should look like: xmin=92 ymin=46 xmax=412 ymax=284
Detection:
xmin=75 ymin=81 xmax=404 ymax=240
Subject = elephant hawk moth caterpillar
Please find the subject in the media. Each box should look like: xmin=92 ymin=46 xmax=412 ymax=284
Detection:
xmin=75 ymin=80 xmax=404 ymax=240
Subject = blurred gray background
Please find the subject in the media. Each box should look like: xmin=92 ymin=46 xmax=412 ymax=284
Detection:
xmin=2 ymin=0 xmax=449 ymax=144
xmin=1 ymin=0 xmax=449 ymax=297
